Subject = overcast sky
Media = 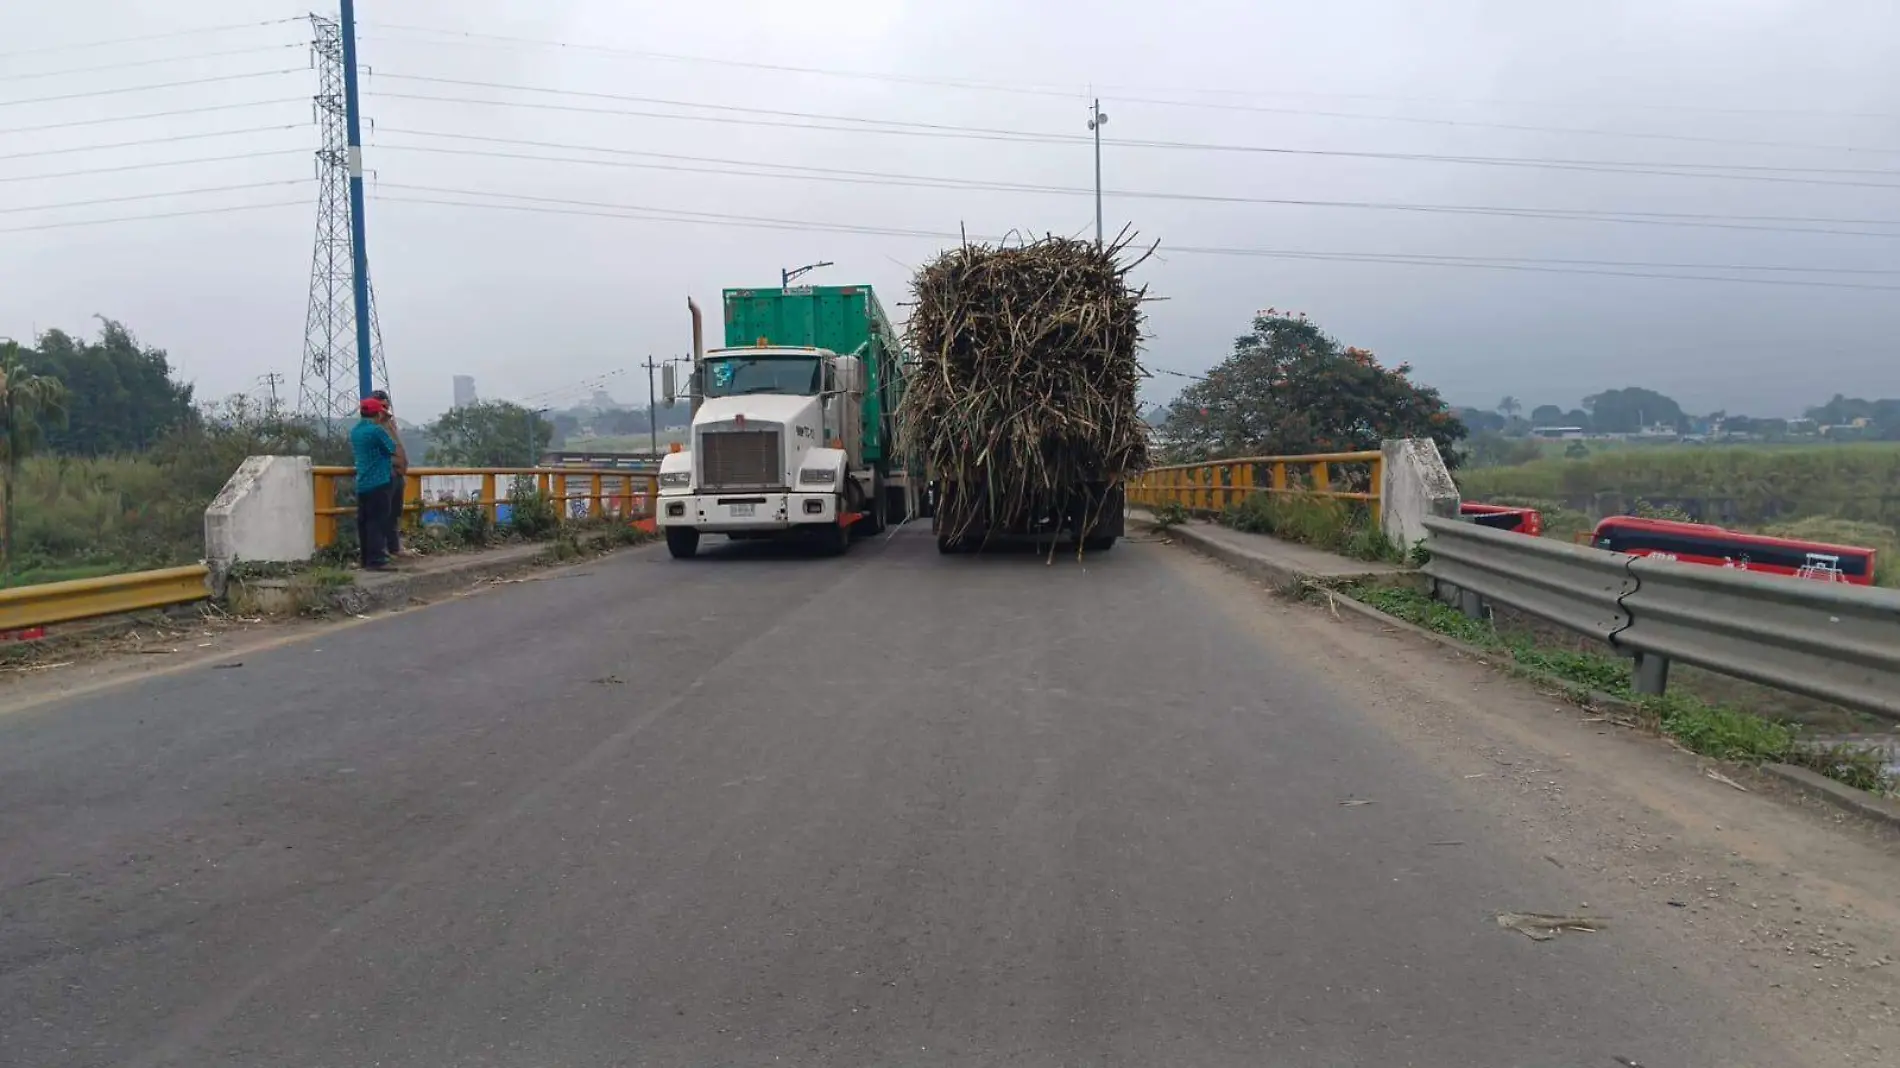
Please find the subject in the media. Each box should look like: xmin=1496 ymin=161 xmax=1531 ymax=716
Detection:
xmin=7 ymin=0 xmax=1900 ymax=420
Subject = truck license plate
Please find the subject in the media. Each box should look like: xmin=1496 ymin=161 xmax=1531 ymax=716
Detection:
xmin=729 ymin=503 xmax=756 ymax=518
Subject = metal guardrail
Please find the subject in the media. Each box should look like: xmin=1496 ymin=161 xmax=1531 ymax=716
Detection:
xmin=1127 ymin=451 xmax=1383 ymax=522
xmin=1421 ymin=516 xmax=1900 ymax=719
xmin=311 ymin=466 xmax=659 ymax=548
xmin=0 ymin=565 xmax=211 ymax=631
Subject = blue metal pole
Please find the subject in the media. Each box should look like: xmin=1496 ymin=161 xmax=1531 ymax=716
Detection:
xmin=338 ymin=0 xmax=374 ymax=401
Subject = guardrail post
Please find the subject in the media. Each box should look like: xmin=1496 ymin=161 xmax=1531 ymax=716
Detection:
xmin=1458 ymin=587 xmax=1486 ymax=621
xmin=590 ymin=473 xmax=604 ymax=518
xmin=552 ymin=473 xmax=569 ymax=521
xmin=1237 ymin=461 xmax=1254 ymax=503
xmin=402 ymin=473 xmax=421 ymax=530
xmin=313 ymin=471 xmax=337 ymax=548
xmin=1312 ymin=461 xmax=1330 ymax=495
xmin=1271 ymin=462 xmax=1287 ymax=494
xmin=1632 ymin=651 xmax=1671 ymax=697
xmin=481 ymin=473 xmax=498 ymax=525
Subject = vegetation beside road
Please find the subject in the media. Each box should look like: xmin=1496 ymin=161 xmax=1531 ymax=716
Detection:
xmin=1345 ymin=582 xmax=1897 ymax=796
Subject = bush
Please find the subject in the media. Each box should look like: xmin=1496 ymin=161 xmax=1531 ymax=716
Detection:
xmin=1222 ymin=493 xmax=1400 ymax=562
xmin=507 ymin=475 xmax=560 ymax=539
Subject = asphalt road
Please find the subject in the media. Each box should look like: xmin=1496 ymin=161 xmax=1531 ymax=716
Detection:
xmin=0 ymin=525 xmax=1777 ymax=1066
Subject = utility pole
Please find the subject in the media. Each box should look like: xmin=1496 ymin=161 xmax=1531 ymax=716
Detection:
xmin=258 ymin=372 xmax=284 ymax=421
xmin=338 ymin=0 xmax=374 ymax=401
xmin=1088 ymin=99 xmax=1109 ymax=248
xmin=527 ymin=406 xmax=548 ymax=467
xmin=781 ymin=260 xmax=833 ymax=288
xmin=644 ymin=355 xmax=660 ymax=456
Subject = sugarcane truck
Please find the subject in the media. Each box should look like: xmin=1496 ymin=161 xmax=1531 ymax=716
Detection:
xmin=656 ymin=284 xmax=919 ymax=559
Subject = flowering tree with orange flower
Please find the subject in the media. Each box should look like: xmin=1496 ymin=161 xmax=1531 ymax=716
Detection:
xmin=1157 ymin=310 xmax=1466 ymax=466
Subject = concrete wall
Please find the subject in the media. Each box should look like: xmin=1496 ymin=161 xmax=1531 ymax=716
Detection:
xmin=204 ymin=455 xmax=316 ymax=571
xmin=1381 ymin=438 xmax=1460 ymax=553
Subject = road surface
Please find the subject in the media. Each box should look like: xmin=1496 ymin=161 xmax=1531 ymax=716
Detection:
xmin=0 ymin=525 xmax=1874 ymax=1065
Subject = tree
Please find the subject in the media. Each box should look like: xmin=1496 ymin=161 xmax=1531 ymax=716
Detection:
xmin=1530 ymin=404 xmax=1565 ymax=426
xmin=424 ymin=401 xmax=552 ymax=466
xmin=0 ymin=341 xmax=69 ymax=573
xmin=1497 ymin=395 xmax=1521 ymax=420
xmin=1458 ymin=407 xmax=1506 ymax=433
xmin=1158 ymin=310 xmax=1467 ymax=466
xmin=23 ymin=319 xmax=195 ymax=456
xmin=1581 ymin=387 xmax=1684 ymax=434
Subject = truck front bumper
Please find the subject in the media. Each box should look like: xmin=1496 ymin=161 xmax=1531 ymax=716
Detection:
xmin=656 ymin=491 xmax=840 ymax=533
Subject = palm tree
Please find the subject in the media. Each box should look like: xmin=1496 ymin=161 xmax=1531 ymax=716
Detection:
xmin=0 ymin=340 xmax=68 ymax=576
xmin=1497 ymin=395 xmax=1522 ymax=420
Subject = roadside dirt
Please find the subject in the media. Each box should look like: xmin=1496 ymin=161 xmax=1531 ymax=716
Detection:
xmin=1159 ymin=543 xmax=1900 ymax=1067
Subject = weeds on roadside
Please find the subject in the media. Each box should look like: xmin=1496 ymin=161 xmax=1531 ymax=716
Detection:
xmin=1222 ymin=493 xmax=1401 ymax=564
xmin=1151 ymin=500 xmax=1191 ymax=528
xmin=1345 ymin=582 xmax=1897 ymax=796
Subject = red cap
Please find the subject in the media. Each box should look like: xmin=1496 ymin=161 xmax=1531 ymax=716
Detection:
xmin=360 ymin=397 xmax=387 ymax=417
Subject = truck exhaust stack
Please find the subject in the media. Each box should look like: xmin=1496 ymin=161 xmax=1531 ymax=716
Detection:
xmin=687 ymin=296 xmax=704 ymax=418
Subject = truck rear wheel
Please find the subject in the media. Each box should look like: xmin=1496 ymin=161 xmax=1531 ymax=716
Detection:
xmin=665 ymin=527 xmax=699 ymax=559
xmin=1082 ymin=534 xmax=1117 ymax=553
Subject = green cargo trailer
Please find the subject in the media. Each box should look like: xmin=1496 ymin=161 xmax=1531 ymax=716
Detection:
xmin=721 ymin=285 xmax=905 ymax=470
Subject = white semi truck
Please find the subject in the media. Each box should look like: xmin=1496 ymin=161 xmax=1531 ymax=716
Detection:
xmin=655 ymin=285 xmax=916 ymax=559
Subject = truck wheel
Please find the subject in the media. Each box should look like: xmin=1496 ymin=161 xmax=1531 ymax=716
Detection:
xmin=936 ymin=533 xmax=962 ymax=554
xmin=1082 ymin=535 xmax=1117 ymax=553
xmin=819 ymin=518 xmax=851 ymax=556
xmin=665 ymin=527 xmax=700 ymax=559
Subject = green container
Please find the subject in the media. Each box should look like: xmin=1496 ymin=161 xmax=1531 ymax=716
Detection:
xmin=721 ymin=285 xmax=905 ymax=466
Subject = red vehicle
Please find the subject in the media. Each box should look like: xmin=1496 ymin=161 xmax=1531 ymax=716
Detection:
xmin=1461 ymin=502 xmax=1543 ymax=537
xmin=1589 ymin=515 xmax=1877 ymax=586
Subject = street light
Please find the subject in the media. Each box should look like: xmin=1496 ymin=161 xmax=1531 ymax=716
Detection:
xmin=782 ymin=260 xmax=833 ymax=288
xmin=1088 ymin=100 xmax=1108 ymax=247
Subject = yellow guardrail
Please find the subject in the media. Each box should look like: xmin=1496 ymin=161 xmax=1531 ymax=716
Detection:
xmin=1127 ymin=450 xmax=1384 ymax=523
xmin=0 ymin=565 xmax=211 ymax=631
xmin=310 ymin=466 xmax=660 ymax=549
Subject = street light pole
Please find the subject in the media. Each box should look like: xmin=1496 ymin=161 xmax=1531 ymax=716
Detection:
xmin=781 ymin=260 xmax=834 ymax=288
xmin=1088 ymin=99 xmax=1109 ymax=247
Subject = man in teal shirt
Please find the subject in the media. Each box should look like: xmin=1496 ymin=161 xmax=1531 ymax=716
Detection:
xmin=350 ymin=397 xmax=397 ymax=570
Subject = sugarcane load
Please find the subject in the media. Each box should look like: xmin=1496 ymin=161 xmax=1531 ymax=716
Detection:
xmin=903 ymin=233 xmax=1150 ymax=554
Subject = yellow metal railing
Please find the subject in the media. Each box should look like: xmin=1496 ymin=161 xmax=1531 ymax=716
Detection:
xmin=0 ymin=565 xmax=210 ymax=631
xmin=1126 ymin=450 xmax=1384 ymax=523
xmin=311 ymin=466 xmax=660 ymax=549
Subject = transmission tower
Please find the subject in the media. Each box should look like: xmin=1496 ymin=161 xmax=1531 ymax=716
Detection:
xmin=298 ymin=13 xmax=387 ymax=430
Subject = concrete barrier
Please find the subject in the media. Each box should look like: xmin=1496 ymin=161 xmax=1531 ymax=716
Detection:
xmin=205 ymin=455 xmax=317 ymax=579
xmin=1381 ymin=438 xmax=1460 ymax=554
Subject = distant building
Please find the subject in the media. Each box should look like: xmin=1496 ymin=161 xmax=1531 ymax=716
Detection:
xmin=452 ymin=375 xmax=477 ymax=408
xmin=1531 ymin=425 xmax=1585 ymax=440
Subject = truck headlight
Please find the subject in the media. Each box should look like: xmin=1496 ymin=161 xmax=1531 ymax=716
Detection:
xmin=659 ymin=471 xmax=691 ymax=488
xmin=798 ymin=468 xmax=837 ymax=485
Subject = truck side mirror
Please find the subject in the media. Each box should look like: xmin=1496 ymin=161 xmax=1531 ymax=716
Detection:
xmin=662 ymin=363 xmax=678 ymax=408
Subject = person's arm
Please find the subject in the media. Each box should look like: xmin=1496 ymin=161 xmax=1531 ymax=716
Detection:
xmin=387 ymin=422 xmax=409 ymax=474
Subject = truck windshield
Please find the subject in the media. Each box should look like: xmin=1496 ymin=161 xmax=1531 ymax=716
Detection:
xmin=703 ymin=356 xmax=822 ymax=398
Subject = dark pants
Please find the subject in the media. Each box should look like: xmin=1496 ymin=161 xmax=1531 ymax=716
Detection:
xmin=357 ymin=481 xmax=393 ymax=568
xmin=384 ymin=479 xmax=405 ymax=554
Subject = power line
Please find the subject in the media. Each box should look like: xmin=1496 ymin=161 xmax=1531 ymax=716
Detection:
xmin=0 ymin=69 xmax=303 ymax=109
xmin=0 ymin=99 xmax=308 ymax=136
xmin=0 ymin=123 xmax=311 ymax=161
xmin=358 ymin=21 xmax=1900 ymax=124
xmin=368 ymin=85 xmax=1900 ymax=189
xmin=1 ymin=179 xmax=312 ymax=216
xmin=0 ymin=42 xmax=305 ymax=83
xmin=0 ymin=148 xmax=309 ymax=184
xmin=0 ymin=199 xmax=307 ymax=234
xmin=0 ymin=17 xmax=304 ymax=60
xmin=369 ymin=130 xmax=1900 ymax=240
xmin=370 ymin=186 xmax=1900 ymax=290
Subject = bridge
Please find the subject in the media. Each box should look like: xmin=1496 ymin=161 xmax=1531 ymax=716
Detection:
xmin=2 ymin=453 xmax=1898 ymax=1065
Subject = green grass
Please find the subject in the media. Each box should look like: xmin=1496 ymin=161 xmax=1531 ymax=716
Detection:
xmin=1347 ymin=582 xmax=1896 ymax=794
xmin=1222 ymin=494 xmax=1401 ymax=563
xmin=1457 ymin=442 xmax=1900 ymax=527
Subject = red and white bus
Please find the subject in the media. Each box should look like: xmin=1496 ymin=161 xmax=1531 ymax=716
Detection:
xmin=1589 ymin=516 xmax=1878 ymax=586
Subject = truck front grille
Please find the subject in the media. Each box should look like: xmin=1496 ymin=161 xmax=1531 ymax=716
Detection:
xmin=700 ymin=430 xmax=781 ymax=490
